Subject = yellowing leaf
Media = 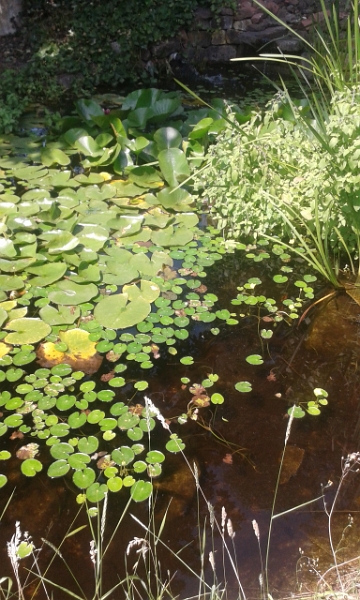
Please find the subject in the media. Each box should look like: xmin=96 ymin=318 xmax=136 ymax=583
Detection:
xmin=36 ymin=328 xmax=103 ymax=375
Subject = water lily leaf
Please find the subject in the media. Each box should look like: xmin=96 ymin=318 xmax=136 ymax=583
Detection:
xmin=4 ymin=318 xmax=51 ymax=345
xmin=40 ymin=304 xmax=80 ymax=325
xmin=130 ymin=479 xmax=152 ymax=502
xmin=146 ymin=450 xmax=165 ymax=464
xmin=175 ymin=213 xmax=199 ymax=228
xmin=129 ymin=253 xmax=159 ymax=277
xmin=123 ymin=280 xmax=160 ymax=303
xmin=12 ymin=165 xmax=48 ymax=181
xmin=128 ymin=166 xmax=163 ymax=188
xmin=103 ymin=258 xmax=139 ymax=286
xmin=94 ymin=294 xmax=151 ymax=329
xmin=86 ymin=482 xmax=108 ymax=502
xmin=156 ymin=187 xmax=194 ymax=212
xmin=107 ymin=214 xmax=143 ymax=237
xmin=151 ymin=225 xmax=193 ymax=247
xmin=76 ymin=99 xmax=105 ymax=122
xmin=0 ymin=275 xmax=25 ymax=291
xmin=48 ymin=460 xmax=71 ymax=478
xmin=48 ymin=281 xmax=97 ymax=305
xmin=0 ymin=342 xmax=11 ymax=358
xmin=40 ymin=230 xmax=79 ymax=254
xmin=211 ymin=393 xmax=224 ymax=405
xmin=107 ymin=477 xmax=123 ymax=492
xmin=235 ymin=381 xmax=252 ymax=393
xmin=73 ymin=467 xmax=96 ymax=489
xmin=0 ymin=239 xmax=16 ymax=258
xmin=153 ymin=127 xmax=182 ymax=150
xmin=165 ymin=435 xmax=185 ymax=453
xmin=78 ymin=436 xmax=99 ymax=454
xmin=0 ymin=474 xmax=7 ymax=488
xmin=36 ymin=329 xmax=103 ymax=375
xmin=158 ymin=148 xmax=190 ymax=187
xmin=68 ymin=453 xmax=91 ymax=469
xmin=0 ymin=257 xmax=36 ymax=273
xmin=20 ymin=458 xmax=43 ymax=477
xmin=41 ymin=147 xmax=71 ymax=167
xmin=76 ymin=225 xmax=109 ymax=252
xmin=27 ymin=263 xmax=68 ymax=287
xmin=50 ymin=442 xmax=74 ymax=460
xmin=245 ymin=354 xmax=264 ymax=365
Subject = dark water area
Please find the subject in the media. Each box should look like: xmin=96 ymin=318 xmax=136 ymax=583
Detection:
xmin=1 ymin=251 xmax=360 ymax=599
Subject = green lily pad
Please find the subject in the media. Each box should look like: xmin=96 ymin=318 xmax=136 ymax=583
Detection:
xmin=28 ymin=263 xmax=68 ymax=287
xmin=112 ymin=446 xmax=135 ymax=466
xmin=151 ymin=225 xmax=193 ymax=247
xmin=73 ymin=467 xmax=96 ymax=489
xmin=20 ymin=458 xmax=43 ymax=477
xmin=235 ymin=381 xmax=252 ymax=393
xmin=48 ymin=281 xmax=98 ymax=305
xmin=86 ymin=483 xmax=108 ymax=502
xmin=94 ymin=293 xmax=151 ymax=329
xmin=245 ymin=354 xmax=264 ymax=365
xmin=165 ymin=435 xmax=185 ymax=453
xmin=4 ymin=318 xmax=51 ymax=345
xmin=130 ymin=480 xmax=153 ymax=502
xmin=0 ymin=474 xmax=7 ymax=488
xmin=48 ymin=459 xmax=71 ymax=478
xmin=40 ymin=305 xmax=81 ymax=326
xmin=211 ymin=393 xmax=224 ymax=405
xmin=107 ymin=477 xmax=123 ymax=492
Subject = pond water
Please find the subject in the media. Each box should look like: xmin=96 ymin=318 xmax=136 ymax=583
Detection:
xmin=1 ymin=248 xmax=360 ymax=599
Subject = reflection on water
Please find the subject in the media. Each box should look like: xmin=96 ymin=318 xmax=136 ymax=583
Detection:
xmin=1 ymin=253 xmax=360 ymax=599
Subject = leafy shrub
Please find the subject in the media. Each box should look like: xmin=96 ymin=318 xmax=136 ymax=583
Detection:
xmin=196 ymin=87 xmax=360 ymax=265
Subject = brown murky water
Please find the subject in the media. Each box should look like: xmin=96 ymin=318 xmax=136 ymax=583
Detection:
xmin=1 ymin=255 xmax=360 ymax=599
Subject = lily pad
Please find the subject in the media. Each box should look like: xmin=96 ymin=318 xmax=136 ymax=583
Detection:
xmin=4 ymin=318 xmax=51 ymax=345
xmin=48 ymin=281 xmax=98 ymax=305
xmin=36 ymin=329 xmax=103 ymax=375
xmin=94 ymin=294 xmax=151 ymax=329
xmin=130 ymin=479 xmax=153 ymax=502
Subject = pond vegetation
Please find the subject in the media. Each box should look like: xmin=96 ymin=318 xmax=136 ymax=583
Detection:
xmin=1 ymin=0 xmax=360 ymax=598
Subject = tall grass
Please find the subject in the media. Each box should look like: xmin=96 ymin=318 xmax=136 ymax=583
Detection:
xmin=2 ymin=401 xmax=358 ymax=600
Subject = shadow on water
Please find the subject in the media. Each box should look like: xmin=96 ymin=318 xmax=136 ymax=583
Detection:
xmin=1 ymin=251 xmax=360 ymax=598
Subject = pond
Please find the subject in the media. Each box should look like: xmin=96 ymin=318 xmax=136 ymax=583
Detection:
xmin=0 ymin=84 xmax=359 ymax=600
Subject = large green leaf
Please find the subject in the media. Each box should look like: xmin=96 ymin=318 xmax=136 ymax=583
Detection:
xmin=39 ymin=304 xmax=80 ymax=325
xmin=158 ymin=148 xmax=190 ymax=187
xmin=156 ymin=187 xmax=194 ymax=212
xmin=4 ymin=318 xmax=51 ymax=344
xmin=41 ymin=147 xmax=71 ymax=167
xmin=40 ymin=230 xmax=79 ymax=254
xmin=94 ymin=293 xmax=151 ymax=329
xmin=76 ymin=99 xmax=105 ymax=122
xmin=0 ymin=239 xmax=16 ymax=258
xmin=153 ymin=127 xmax=182 ymax=150
xmin=48 ymin=281 xmax=98 ymax=305
xmin=151 ymin=225 xmax=194 ymax=247
xmin=27 ymin=263 xmax=67 ymax=287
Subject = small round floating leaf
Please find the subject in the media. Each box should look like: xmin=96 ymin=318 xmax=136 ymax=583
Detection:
xmin=165 ymin=436 xmax=185 ymax=453
xmin=99 ymin=417 xmax=117 ymax=431
xmin=134 ymin=381 xmax=149 ymax=391
xmin=245 ymin=354 xmax=264 ymax=365
xmin=56 ymin=395 xmax=76 ymax=411
xmin=131 ymin=443 xmax=145 ymax=455
xmin=260 ymin=330 xmax=273 ymax=340
xmin=130 ymin=480 xmax=153 ymax=502
xmin=86 ymin=483 xmax=107 ymax=503
xmin=133 ymin=460 xmax=147 ymax=473
xmin=50 ymin=442 xmax=74 ymax=460
xmin=87 ymin=410 xmax=105 ymax=424
xmin=181 ymin=377 xmax=190 ymax=384
xmin=273 ymin=274 xmax=288 ymax=284
xmin=73 ymin=468 xmax=96 ymax=489
xmin=0 ymin=474 xmax=7 ymax=488
xmin=51 ymin=364 xmax=73 ymax=377
xmin=103 ymin=430 xmax=116 ymax=441
xmin=68 ymin=412 xmax=87 ymax=429
xmin=127 ymin=427 xmax=143 ymax=441
xmin=4 ymin=414 xmax=23 ymax=427
xmin=313 ymin=387 xmax=328 ymax=398
xmin=146 ymin=450 xmax=165 ymax=464
xmin=97 ymin=390 xmax=115 ymax=402
xmin=47 ymin=459 xmax=70 ymax=477
xmin=112 ymin=446 xmax=135 ymax=466
xmin=307 ymin=405 xmax=321 ymax=416
xmin=139 ymin=417 xmax=155 ymax=432
xmin=148 ymin=463 xmax=162 ymax=477
xmin=180 ymin=356 xmax=194 ymax=365
xmin=235 ymin=381 xmax=252 ymax=393
xmin=0 ymin=450 xmax=11 ymax=460
xmin=107 ymin=477 xmax=123 ymax=492
xmin=78 ymin=436 xmax=99 ymax=454
xmin=68 ymin=453 xmax=91 ymax=470
xmin=20 ymin=458 xmax=43 ymax=477
xmin=109 ymin=377 xmax=125 ymax=388
xmin=211 ymin=393 xmax=224 ymax=405
xmin=289 ymin=406 xmax=305 ymax=419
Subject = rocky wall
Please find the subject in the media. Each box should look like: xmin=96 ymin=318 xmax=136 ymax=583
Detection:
xmin=147 ymin=0 xmax=346 ymax=69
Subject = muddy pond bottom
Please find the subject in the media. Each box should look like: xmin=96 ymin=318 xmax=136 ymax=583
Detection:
xmin=1 ymin=261 xmax=360 ymax=599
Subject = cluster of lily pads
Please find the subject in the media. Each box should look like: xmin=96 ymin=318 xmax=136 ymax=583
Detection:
xmin=0 ymin=88 xmax=255 ymax=501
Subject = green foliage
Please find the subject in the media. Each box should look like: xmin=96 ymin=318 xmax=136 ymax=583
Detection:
xmin=196 ymin=86 xmax=360 ymax=285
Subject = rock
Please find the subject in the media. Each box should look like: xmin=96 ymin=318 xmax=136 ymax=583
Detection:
xmin=187 ymin=31 xmax=212 ymax=47
xmin=220 ymin=15 xmax=234 ymax=29
xmin=152 ymin=39 xmax=181 ymax=59
xmin=220 ymin=7 xmax=234 ymax=15
xmin=233 ymin=19 xmax=252 ymax=31
xmin=227 ymin=29 xmax=247 ymax=43
xmin=195 ymin=6 xmax=213 ymax=19
xmin=205 ymin=45 xmax=237 ymax=62
xmin=0 ymin=0 xmax=22 ymax=36
xmin=276 ymin=36 xmax=304 ymax=52
xmin=234 ymin=2 xmax=258 ymax=20
xmin=212 ymin=29 xmax=227 ymax=45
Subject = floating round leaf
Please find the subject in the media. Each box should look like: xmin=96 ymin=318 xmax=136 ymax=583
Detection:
xmin=78 ymin=436 xmax=99 ymax=454
xmin=245 ymin=354 xmax=264 ymax=365
xmin=4 ymin=318 xmax=51 ymax=345
xmin=73 ymin=468 xmax=96 ymax=489
xmin=36 ymin=329 xmax=102 ymax=375
xmin=234 ymin=381 xmax=252 ymax=393
xmin=0 ymin=474 xmax=7 ymax=488
xmin=107 ymin=477 xmax=123 ymax=493
xmin=112 ymin=446 xmax=135 ymax=466
xmin=20 ymin=458 xmax=43 ymax=477
xmin=146 ymin=450 xmax=165 ymax=464
xmin=130 ymin=480 xmax=153 ymax=502
xmin=165 ymin=435 xmax=185 ymax=453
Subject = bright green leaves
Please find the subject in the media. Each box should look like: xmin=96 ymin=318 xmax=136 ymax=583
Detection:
xmin=289 ymin=388 xmax=328 ymax=418
xmin=94 ymin=293 xmax=151 ymax=329
xmin=158 ymin=149 xmax=190 ymax=187
xmin=235 ymin=381 xmax=252 ymax=393
xmin=4 ymin=318 xmax=51 ymax=345
xmin=48 ymin=281 xmax=98 ymax=306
